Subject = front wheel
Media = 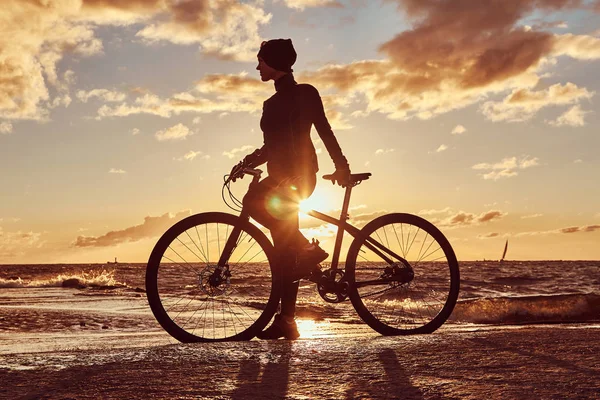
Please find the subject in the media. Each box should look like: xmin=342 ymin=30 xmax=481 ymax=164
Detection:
xmin=146 ymin=212 xmax=280 ymax=342
xmin=346 ymin=213 xmax=459 ymax=335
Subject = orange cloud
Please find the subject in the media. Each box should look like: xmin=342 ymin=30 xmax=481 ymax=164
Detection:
xmin=547 ymin=104 xmax=590 ymax=127
xmin=479 ymin=232 xmax=500 ymax=239
xmin=438 ymin=209 xmax=506 ymax=227
xmin=472 ymin=156 xmax=540 ymax=180
xmin=96 ymin=72 xmax=353 ymax=129
xmin=515 ymin=224 xmax=600 ymax=236
xmin=299 ymin=0 xmax=599 ymax=121
xmin=0 ymin=1 xmax=101 ymax=121
xmin=73 ymin=211 xmax=191 ymax=247
xmin=135 ymin=1 xmax=271 ymax=61
xmin=281 ymin=0 xmax=344 ymax=10
xmin=0 ymin=0 xmax=271 ymax=124
xmin=0 ymin=228 xmax=44 ymax=259
xmin=481 ymin=82 xmax=593 ymax=122
xmin=560 ymin=225 xmax=600 ymax=233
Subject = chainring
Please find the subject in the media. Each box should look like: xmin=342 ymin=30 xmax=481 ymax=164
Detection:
xmin=316 ymin=268 xmax=349 ymax=303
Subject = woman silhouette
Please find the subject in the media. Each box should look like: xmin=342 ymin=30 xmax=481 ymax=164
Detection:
xmin=231 ymin=38 xmax=351 ymax=339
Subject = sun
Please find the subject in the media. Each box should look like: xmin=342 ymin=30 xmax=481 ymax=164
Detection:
xmin=298 ymin=186 xmax=337 ymax=215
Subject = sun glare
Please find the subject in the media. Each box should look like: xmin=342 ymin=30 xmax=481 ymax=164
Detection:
xmin=295 ymin=319 xmax=329 ymax=338
xmin=299 ymin=187 xmax=337 ymax=216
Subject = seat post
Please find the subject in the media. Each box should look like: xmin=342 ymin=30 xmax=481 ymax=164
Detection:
xmin=330 ymin=185 xmax=353 ymax=270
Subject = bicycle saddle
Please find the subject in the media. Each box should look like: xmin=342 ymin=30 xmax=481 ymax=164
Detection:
xmin=323 ymin=172 xmax=371 ymax=185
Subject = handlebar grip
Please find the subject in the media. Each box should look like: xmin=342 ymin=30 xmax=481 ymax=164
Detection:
xmin=322 ymin=174 xmax=335 ymax=181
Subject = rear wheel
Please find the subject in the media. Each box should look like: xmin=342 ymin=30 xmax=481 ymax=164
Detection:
xmin=346 ymin=213 xmax=459 ymax=335
xmin=146 ymin=212 xmax=280 ymax=342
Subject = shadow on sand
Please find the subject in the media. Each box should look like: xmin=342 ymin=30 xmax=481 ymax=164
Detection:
xmin=230 ymin=343 xmax=292 ymax=399
xmin=229 ymin=344 xmax=423 ymax=399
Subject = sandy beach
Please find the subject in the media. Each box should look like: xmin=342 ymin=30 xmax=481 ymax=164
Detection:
xmin=1 ymin=262 xmax=599 ymax=399
xmin=1 ymin=323 xmax=599 ymax=399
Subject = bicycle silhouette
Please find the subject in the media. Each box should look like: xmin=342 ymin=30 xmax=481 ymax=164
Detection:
xmin=146 ymin=168 xmax=460 ymax=342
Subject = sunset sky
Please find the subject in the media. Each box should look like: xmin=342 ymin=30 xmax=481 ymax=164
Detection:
xmin=1 ymin=0 xmax=600 ymax=263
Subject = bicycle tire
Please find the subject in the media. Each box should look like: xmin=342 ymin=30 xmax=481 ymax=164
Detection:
xmin=346 ymin=213 xmax=459 ymax=335
xmin=146 ymin=212 xmax=280 ymax=342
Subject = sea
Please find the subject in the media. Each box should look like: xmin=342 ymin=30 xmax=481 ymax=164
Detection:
xmin=1 ymin=261 xmax=598 ymax=338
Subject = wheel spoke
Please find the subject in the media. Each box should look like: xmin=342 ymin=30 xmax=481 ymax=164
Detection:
xmin=147 ymin=216 xmax=276 ymax=342
xmin=349 ymin=215 xmax=459 ymax=335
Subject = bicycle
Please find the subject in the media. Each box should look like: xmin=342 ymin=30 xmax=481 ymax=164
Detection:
xmin=146 ymin=168 xmax=460 ymax=342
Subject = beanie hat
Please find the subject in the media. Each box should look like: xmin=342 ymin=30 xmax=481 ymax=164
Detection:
xmin=257 ymin=39 xmax=297 ymax=73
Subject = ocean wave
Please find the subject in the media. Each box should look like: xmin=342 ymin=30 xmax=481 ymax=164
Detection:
xmin=0 ymin=269 xmax=127 ymax=289
xmin=451 ymin=293 xmax=600 ymax=324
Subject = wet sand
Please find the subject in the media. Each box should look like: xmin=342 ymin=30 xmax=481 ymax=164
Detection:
xmin=1 ymin=323 xmax=599 ymax=399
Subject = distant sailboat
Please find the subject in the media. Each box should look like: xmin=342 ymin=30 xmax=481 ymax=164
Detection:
xmin=499 ymin=240 xmax=508 ymax=263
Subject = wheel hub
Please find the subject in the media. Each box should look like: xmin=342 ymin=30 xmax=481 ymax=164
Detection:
xmin=380 ymin=262 xmax=414 ymax=284
xmin=199 ymin=265 xmax=232 ymax=296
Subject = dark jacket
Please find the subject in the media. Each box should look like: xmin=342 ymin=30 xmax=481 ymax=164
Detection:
xmin=244 ymin=73 xmax=348 ymax=181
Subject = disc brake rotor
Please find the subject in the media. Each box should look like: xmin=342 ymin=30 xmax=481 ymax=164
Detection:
xmin=199 ymin=265 xmax=232 ymax=297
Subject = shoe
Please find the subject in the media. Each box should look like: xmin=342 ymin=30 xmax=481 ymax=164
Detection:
xmin=256 ymin=314 xmax=300 ymax=340
xmin=292 ymin=239 xmax=328 ymax=281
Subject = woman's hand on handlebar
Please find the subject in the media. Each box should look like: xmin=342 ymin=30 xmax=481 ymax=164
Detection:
xmin=228 ymin=161 xmax=246 ymax=183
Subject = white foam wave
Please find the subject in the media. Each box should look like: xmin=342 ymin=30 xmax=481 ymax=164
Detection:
xmin=0 ymin=269 xmax=127 ymax=289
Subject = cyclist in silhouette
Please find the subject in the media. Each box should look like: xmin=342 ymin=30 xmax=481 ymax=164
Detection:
xmin=230 ymin=38 xmax=351 ymax=339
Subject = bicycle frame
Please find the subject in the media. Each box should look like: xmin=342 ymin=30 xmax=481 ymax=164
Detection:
xmin=218 ymin=169 xmax=407 ymax=272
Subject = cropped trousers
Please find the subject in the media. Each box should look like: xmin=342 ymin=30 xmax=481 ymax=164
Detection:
xmin=243 ymin=174 xmax=316 ymax=317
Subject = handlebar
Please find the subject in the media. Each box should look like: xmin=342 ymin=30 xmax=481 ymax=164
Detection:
xmin=225 ymin=167 xmax=263 ymax=185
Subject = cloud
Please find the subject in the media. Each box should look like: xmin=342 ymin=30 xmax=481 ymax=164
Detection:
xmin=521 ymin=213 xmax=543 ymax=219
xmin=135 ymin=1 xmax=271 ymax=61
xmin=175 ymin=150 xmax=210 ymax=161
xmin=299 ymin=1 xmax=600 ymax=122
xmin=481 ymin=82 xmax=593 ymax=122
xmin=375 ymin=148 xmax=395 ymax=155
xmin=0 ymin=1 xmax=102 ymax=121
xmin=478 ymin=232 xmax=500 ymax=239
xmin=418 ymin=207 xmax=451 ymax=216
xmin=0 ymin=228 xmax=44 ymax=259
xmin=130 ymin=128 xmax=140 ymax=135
xmin=73 ymin=210 xmax=191 ymax=247
xmin=472 ymin=155 xmax=539 ymax=180
xmin=439 ymin=209 xmax=506 ymax=227
xmin=0 ymin=0 xmax=272 ymax=124
xmin=559 ymin=225 xmax=600 ymax=234
xmin=279 ymin=0 xmax=344 ymax=11
xmin=95 ymin=73 xmax=273 ymax=119
xmin=451 ymin=125 xmax=466 ymax=135
xmin=435 ymin=144 xmax=448 ymax=153
xmin=92 ymin=72 xmax=354 ymax=129
xmin=348 ymin=210 xmax=390 ymax=227
xmin=108 ymin=168 xmax=126 ymax=174
xmin=76 ymin=89 xmax=126 ymax=103
xmin=223 ymin=145 xmax=255 ymax=159
xmin=516 ymin=224 xmax=600 ymax=236
xmin=0 ymin=122 xmax=13 ymax=134
xmin=551 ymin=32 xmax=600 ymax=60
xmin=478 ymin=210 xmax=505 ymax=223
xmin=547 ymin=104 xmax=590 ymax=127
xmin=155 ymin=123 xmax=192 ymax=141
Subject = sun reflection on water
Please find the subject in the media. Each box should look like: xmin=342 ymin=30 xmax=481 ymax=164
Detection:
xmin=296 ymin=319 xmax=330 ymax=339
